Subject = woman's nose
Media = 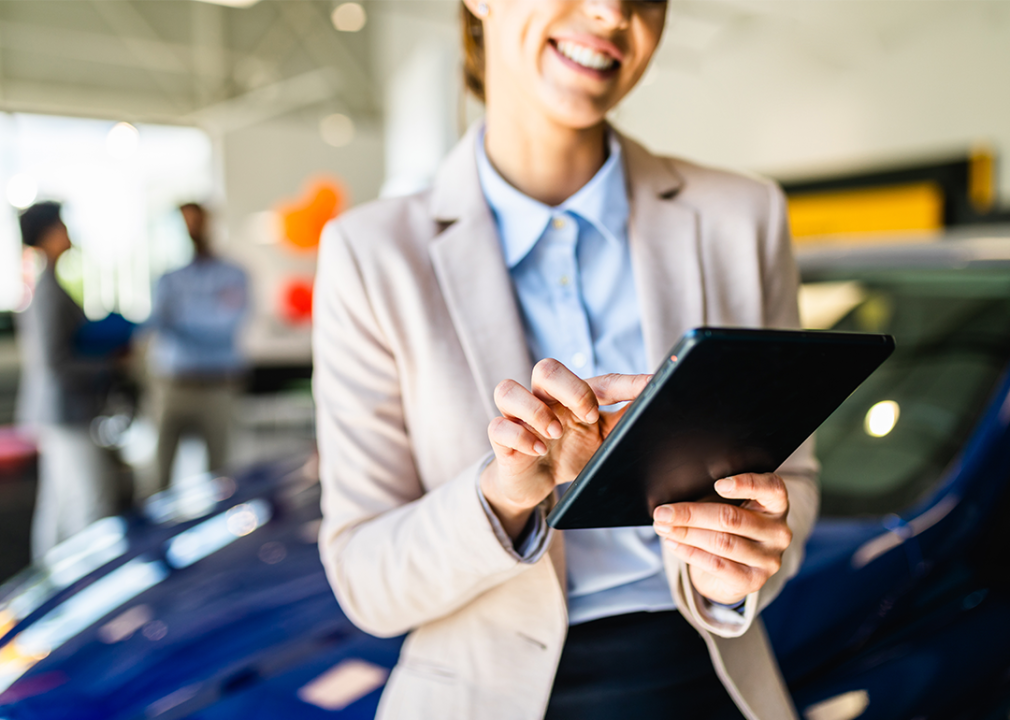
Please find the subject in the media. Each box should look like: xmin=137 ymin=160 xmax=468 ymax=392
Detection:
xmin=584 ymin=0 xmax=631 ymax=29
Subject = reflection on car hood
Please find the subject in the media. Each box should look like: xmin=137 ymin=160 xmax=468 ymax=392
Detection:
xmin=0 ymin=457 xmax=401 ymax=717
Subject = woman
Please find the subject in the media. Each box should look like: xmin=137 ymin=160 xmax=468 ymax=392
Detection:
xmin=313 ymin=1 xmax=819 ymax=718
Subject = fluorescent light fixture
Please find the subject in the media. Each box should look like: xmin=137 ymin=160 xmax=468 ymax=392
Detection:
xmin=193 ymin=0 xmax=261 ymax=8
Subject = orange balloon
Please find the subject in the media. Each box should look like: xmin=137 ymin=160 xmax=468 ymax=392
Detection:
xmin=278 ymin=177 xmax=346 ymax=251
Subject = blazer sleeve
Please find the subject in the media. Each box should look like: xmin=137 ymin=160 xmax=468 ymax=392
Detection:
xmin=313 ymin=221 xmax=541 ymax=638
xmin=670 ymin=180 xmax=821 ymax=638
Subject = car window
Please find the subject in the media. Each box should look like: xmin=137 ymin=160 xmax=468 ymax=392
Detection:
xmin=800 ymin=269 xmax=1010 ymax=517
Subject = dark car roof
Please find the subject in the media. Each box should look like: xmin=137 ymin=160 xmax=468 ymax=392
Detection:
xmin=796 ymin=226 xmax=1010 ymax=274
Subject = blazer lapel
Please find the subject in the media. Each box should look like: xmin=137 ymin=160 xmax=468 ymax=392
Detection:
xmin=428 ymin=127 xmax=707 ymax=413
xmin=428 ymin=126 xmax=534 ymax=421
xmin=619 ymin=132 xmax=708 ymax=368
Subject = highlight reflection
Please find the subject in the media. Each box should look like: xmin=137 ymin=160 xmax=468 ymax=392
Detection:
xmin=165 ymin=500 xmax=272 ymax=569
xmin=865 ymin=400 xmax=900 ymax=438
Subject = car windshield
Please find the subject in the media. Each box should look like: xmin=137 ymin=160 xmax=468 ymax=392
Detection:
xmin=799 ymin=267 xmax=1010 ymax=517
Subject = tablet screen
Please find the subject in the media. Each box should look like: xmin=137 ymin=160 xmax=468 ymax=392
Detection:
xmin=547 ymin=327 xmax=894 ymax=529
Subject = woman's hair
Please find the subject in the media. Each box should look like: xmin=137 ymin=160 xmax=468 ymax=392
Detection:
xmin=460 ymin=2 xmax=486 ymax=103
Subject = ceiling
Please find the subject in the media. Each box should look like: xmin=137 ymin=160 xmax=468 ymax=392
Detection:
xmin=3 ymin=0 xmax=1007 ymax=137
xmin=658 ymin=0 xmax=1010 ymax=74
xmin=0 ymin=0 xmax=377 ymax=131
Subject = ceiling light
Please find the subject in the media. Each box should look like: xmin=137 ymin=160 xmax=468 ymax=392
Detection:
xmin=320 ymin=113 xmax=355 ymax=148
xmin=332 ymin=3 xmax=366 ymax=32
xmin=6 ymin=174 xmax=38 ymax=209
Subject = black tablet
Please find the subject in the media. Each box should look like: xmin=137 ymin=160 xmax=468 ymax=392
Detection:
xmin=546 ymin=327 xmax=895 ymax=530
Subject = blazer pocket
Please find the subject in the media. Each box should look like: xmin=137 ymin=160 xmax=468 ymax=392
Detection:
xmin=378 ymin=660 xmax=461 ymax=720
xmin=398 ymin=659 xmax=457 ymax=683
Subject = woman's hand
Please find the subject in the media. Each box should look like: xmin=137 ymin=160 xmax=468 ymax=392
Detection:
xmin=480 ymin=359 xmax=651 ymax=540
xmin=652 ymin=473 xmax=792 ymax=606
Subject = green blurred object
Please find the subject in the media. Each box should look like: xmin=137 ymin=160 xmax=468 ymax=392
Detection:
xmin=803 ymin=268 xmax=1010 ymax=516
xmin=55 ymin=247 xmax=86 ymax=309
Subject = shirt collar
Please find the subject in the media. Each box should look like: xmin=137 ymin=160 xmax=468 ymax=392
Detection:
xmin=475 ymin=126 xmax=629 ymax=269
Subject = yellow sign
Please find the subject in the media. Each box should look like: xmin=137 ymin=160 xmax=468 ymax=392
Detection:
xmin=788 ymin=182 xmax=944 ymax=243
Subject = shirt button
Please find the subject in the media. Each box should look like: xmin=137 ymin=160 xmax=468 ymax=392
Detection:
xmin=558 ymin=275 xmax=570 ymax=287
xmin=552 ymin=216 xmax=566 ymax=230
xmin=571 ymin=352 xmax=587 ymax=369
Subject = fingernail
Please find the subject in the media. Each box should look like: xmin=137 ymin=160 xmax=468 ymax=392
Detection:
xmin=715 ymin=478 xmax=733 ymax=492
xmin=654 ymin=506 xmax=672 ymax=523
xmin=653 ymin=522 xmax=671 ymax=534
xmin=585 ymin=408 xmax=599 ymax=424
xmin=547 ymin=421 xmax=563 ymax=439
xmin=664 ymin=539 xmax=679 ymax=550
xmin=533 ymin=441 xmax=547 ymax=455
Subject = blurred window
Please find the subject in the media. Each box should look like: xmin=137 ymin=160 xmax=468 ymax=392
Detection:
xmin=800 ymin=269 xmax=1010 ymax=517
xmin=0 ymin=113 xmax=212 ymax=320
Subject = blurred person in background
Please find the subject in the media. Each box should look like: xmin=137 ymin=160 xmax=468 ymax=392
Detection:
xmin=313 ymin=1 xmax=819 ymax=719
xmin=15 ymin=201 xmax=118 ymax=559
xmin=146 ymin=202 xmax=248 ymax=493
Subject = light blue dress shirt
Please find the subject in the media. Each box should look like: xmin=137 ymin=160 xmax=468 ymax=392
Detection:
xmin=475 ymin=129 xmax=678 ymax=625
xmin=148 ymin=257 xmax=249 ymax=378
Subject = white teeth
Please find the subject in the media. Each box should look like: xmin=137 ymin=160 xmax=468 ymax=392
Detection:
xmin=556 ymin=40 xmax=616 ymax=71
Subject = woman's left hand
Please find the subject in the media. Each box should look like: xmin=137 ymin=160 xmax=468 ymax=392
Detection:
xmin=652 ymin=473 xmax=792 ymax=606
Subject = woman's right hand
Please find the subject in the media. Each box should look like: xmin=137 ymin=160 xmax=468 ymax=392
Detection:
xmin=480 ymin=359 xmax=651 ymax=540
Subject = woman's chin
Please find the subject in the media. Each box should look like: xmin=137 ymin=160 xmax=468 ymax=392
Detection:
xmin=535 ymin=88 xmax=615 ymax=130
xmin=531 ymin=65 xmax=622 ymax=129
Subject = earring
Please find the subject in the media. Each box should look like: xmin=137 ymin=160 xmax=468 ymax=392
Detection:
xmin=476 ymin=2 xmax=489 ymax=17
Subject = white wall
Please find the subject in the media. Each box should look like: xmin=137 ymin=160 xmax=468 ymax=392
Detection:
xmin=370 ymin=2 xmax=464 ymax=196
xmin=219 ymin=116 xmax=384 ymax=363
xmin=221 ymin=116 xmax=384 ymax=229
xmin=613 ymin=0 xmax=1010 ymax=204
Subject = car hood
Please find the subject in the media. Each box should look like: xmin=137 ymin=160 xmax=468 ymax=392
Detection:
xmin=0 ymin=456 xmax=403 ymax=719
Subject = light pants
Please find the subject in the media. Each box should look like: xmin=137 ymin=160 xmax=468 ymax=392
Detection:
xmin=152 ymin=377 xmax=234 ymax=493
xmin=32 ymin=424 xmax=116 ymax=560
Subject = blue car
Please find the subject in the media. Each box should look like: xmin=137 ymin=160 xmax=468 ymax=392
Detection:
xmin=2 ymin=236 xmax=1009 ymax=720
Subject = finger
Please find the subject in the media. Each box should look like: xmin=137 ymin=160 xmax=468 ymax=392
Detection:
xmin=494 ymin=379 xmax=563 ymax=440
xmin=662 ymin=539 xmax=758 ymax=586
xmin=586 ymin=373 xmax=653 ymax=406
xmin=714 ymin=473 xmax=789 ymax=516
xmin=488 ymin=416 xmax=548 ymax=457
xmin=531 ymin=358 xmax=599 ymax=424
xmin=654 ymin=526 xmax=784 ymax=573
xmin=652 ymin=502 xmax=787 ymax=546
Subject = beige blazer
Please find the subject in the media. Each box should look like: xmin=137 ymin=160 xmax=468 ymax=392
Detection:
xmin=313 ymin=124 xmax=820 ymax=720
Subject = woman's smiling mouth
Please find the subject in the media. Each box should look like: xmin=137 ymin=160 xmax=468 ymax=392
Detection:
xmin=550 ymin=38 xmax=621 ymax=76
